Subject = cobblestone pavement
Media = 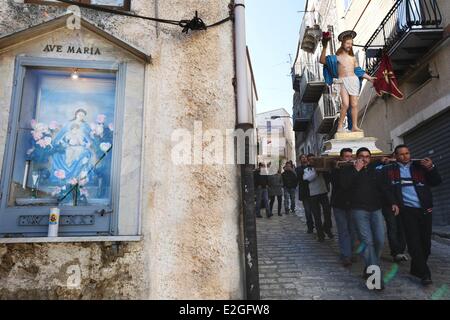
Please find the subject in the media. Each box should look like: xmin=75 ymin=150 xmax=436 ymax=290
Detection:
xmin=256 ymin=200 xmax=450 ymax=300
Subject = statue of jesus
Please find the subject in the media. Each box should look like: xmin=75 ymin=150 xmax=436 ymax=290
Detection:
xmin=319 ymin=30 xmax=376 ymax=133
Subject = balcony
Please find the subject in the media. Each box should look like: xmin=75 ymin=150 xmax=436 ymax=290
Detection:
xmin=299 ymin=11 xmax=323 ymax=54
xmin=292 ymin=64 xmax=301 ymax=91
xmin=315 ymin=93 xmax=340 ymax=134
xmin=364 ymin=0 xmax=444 ymax=78
xmin=299 ymin=63 xmax=326 ymax=103
xmin=293 ymin=102 xmax=315 ymax=132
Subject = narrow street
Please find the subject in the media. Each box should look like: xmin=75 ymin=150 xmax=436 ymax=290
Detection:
xmin=256 ymin=200 xmax=450 ymax=300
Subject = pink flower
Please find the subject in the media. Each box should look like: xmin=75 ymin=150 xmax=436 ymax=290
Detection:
xmin=80 ymin=187 xmax=89 ymax=197
xmin=95 ymin=124 xmax=104 ymax=137
xmin=30 ymin=119 xmax=37 ymax=129
xmin=43 ymin=137 xmax=52 ymax=146
xmin=79 ymin=176 xmax=88 ymax=186
xmin=54 ymin=170 xmax=66 ymax=180
xmin=108 ymin=123 xmax=114 ymax=131
xmin=35 ymin=123 xmax=49 ymax=133
xmin=97 ymin=114 xmax=106 ymax=124
xmin=51 ymin=187 xmax=62 ymax=197
xmin=69 ymin=178 xmax=78 ymax=185
xmin=49 ymin=121 xmax=59 ymax=130
xmin=36 ymin=136 xmax=51 ymax=148
xmin=36 ymin=139 xmax=47 ymax=148
xmin=32 ymin=130 xmax=43 ymax=141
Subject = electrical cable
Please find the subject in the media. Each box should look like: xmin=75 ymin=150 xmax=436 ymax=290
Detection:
xmin=55 ymin=0 xmax=232 ymax=33
xmin=352 ymin=0 xmax=372 ymax=32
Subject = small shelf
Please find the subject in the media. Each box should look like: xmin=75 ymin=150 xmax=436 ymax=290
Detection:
xmin=0 ymin=235 xmax=142 ymax=244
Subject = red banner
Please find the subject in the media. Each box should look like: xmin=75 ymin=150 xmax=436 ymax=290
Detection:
xmin=374 ymin=54 xmax=404 ymax=100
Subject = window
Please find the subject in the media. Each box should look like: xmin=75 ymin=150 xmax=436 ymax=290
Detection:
xmin=0 ymin=57 xmax=126 ymax=237
xmin=24 ymin=0 xmax=131 ymax=11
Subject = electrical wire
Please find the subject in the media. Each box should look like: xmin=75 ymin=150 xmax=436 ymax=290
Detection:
xmin=55 ymin=0 xmax=232 ymax=33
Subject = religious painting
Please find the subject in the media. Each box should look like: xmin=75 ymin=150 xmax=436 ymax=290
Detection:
xmin=8 ymin=68 xmax=117 ymax=207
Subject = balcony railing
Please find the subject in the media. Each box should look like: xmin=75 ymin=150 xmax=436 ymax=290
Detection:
xmin=299 ymin=62 xmax=326 ymax=103
xmin=299 ymin=11 xmax=323 ymax=54
xmin=293 ymin=102 xmax=315 ymax=132
xmin=315 ymin=93 xmax=340 ymax=134
xmin=364 ymin=0 xmax=443 ymax=77
xmin=292 ymin=62 xmax=302 ymax=91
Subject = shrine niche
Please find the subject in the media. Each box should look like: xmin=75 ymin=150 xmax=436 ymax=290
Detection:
xmin=0 ymin=15 xmax=149 ymax=236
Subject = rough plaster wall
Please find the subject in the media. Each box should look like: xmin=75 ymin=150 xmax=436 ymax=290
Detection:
xmin=144 ymin=0 xmax=243 ymax=300
xmin=0 ymin=0 xmax=244 ymax=299
xmin=0 ymin=242 xmax=145 ymax=299
xmin=0 ymin=0 xmax=158 ymax=53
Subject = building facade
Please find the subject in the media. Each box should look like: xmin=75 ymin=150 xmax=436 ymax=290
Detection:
xmin=292 ymin=0 xmax=450 ymax=225
xmin=292 ymin=0 xmax=344 ymax=157
xmin=0 ymin=0 xmax=255 ymax=299
xmin=256 ymin=108 xmax=296 ymax=169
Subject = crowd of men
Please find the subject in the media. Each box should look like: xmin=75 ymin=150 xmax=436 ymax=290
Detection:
xmin=254 ymin=145 xmax=442 ymax=290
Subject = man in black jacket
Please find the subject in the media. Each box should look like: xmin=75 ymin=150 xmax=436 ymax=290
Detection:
xmin=331 ymin=148 xmax=358 ymax=267
xmin=385 ymin=145 xmax=442 ymax=286
xmin=254 ymin=163 xmax=273 ymax=218
xmin=375 ymin=155 xmax=408 ymax=263
xmin=282 ymin=162 xmax=298 ymax=214
xmin=296 ymin=154 xmax=314 ymax=233
xmin=340 ymin=147 xmax=387 ymax=290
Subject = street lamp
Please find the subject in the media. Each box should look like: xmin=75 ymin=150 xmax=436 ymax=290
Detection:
xmin=269 ymin=115 xmax=292 ymax=120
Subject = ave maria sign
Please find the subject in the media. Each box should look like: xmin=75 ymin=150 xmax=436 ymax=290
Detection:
xmin=43 ymin=44 xmax=101 ymax=55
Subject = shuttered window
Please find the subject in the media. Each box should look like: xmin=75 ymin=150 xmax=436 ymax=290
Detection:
xmin=404 ymin=109 xmax=450 ymax=226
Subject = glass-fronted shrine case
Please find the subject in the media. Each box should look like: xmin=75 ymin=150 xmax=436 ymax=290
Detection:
xmin=0 ymin=58 xmax=125 ymax=237
xmin=11 ymin=68 xmax=116 ymax=207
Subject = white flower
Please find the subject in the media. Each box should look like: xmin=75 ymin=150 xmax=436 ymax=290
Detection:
xmin=95 ymin=124 xmax=104 ymax=136
xmin=51 ymin=187 xmax=62 ymax=197
xmin=49 ymin=121 xmax=59 ymax=130
xmin=35 ymin=123 xmax=49 ymax=134
xmin=100 ymin=142 xmax=112 ymax=153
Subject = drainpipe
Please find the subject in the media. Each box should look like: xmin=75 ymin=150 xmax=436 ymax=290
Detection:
xmin=235 ymin=0 xmax=251 ymax=126
xmin=234 ymin=0 xmax=260 ymax=300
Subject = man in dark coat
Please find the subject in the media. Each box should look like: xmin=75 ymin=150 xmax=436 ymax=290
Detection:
xmin=296 ymin=154 xmax=314 ymax=233
xmin=385 ymin=145 xmax=442 ymax=286
xmin=282 ymin=162 xmax=297 ymax=214
xmin=254 ymin=162 xmax=273 ymax=218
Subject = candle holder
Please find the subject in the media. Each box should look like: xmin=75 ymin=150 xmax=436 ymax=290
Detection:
xmin=31 ymin=171 xmax=40 ymax=198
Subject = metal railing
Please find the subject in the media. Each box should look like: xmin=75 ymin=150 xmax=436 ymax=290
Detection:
xmin=322 ymin=93 xmax=339 ymax=118
xmin=364 ymin=0 xmax=442 ymax=75
xmin=294 ymin=103 xmax=315 ymax=120
xmin=302 ymin=62 xmax=324 ymax=83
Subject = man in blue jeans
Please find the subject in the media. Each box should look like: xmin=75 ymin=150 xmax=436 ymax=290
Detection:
xmin=254 ymin=163 xmax=273 ymax=218
xmin=296 ymin=154 xmax=314 ymax=233
xmin=385 ymin=145 xmax=442 ymax=286
xmin=331 ymin=148 xmax=358 ymax=267
xmin=340 ymin=147 xmax=388 ymax=290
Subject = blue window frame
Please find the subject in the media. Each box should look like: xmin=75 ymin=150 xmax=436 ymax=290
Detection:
xmin=0 ymin=57 xmax=126 ymax=237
